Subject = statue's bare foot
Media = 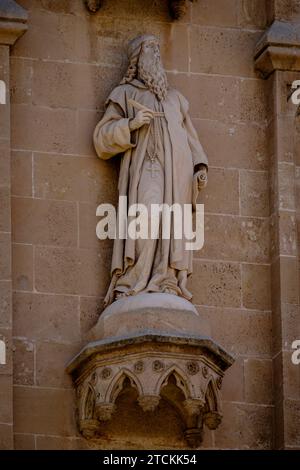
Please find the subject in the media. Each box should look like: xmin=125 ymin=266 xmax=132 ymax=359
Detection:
xmin=177 ymin=270 xmax=193 ymax=300
xmin=179 ymin=285 xmax=193 ymax=300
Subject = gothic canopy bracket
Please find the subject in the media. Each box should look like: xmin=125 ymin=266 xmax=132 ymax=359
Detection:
xmin=67 ymin=333 xmax=234 ymax=448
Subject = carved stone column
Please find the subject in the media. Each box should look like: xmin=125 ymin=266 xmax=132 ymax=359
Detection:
xmin=0 ymin=0 xmax=27 ymax=449
xmin=255 ymin=9 xmax=300 ymax=449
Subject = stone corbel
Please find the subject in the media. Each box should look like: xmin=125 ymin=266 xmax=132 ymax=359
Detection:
xmin=84 ymin=0 xmax=197 ymax=21
xmin=255 ymin=20 xmax=300 ymax=78
xmin=0 ymin=0 xmax=28 ymax=46
xmin=67 ymin=334 xmax=233 ymax=448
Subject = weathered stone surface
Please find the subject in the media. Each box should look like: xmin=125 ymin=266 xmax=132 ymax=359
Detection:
xmin=13 ymin=292 xmax=80 ymax=343
xmin=192 ymin=261 xmax=241 ymax=308
xmin=13 ymin=338 xmax=34 ymax=386
xmin=0 ymin=375 xmax=13 ymax=423
xmin=13 ymin=386 xmax=76 ymax=436
xmin=12 ymin=197 xmax=78 ymax=247
xmin=34 ymin=246 xmax=111 ymax=297
xmin=14 ymin=433 xmax=35 ymax=450
xmin=244 ymin=358 xmax=273 ymax=405
xmin=242 ymin=263 xmax=271 ymax=310
xmin=12 ymin=243 xmax=33 ymax=292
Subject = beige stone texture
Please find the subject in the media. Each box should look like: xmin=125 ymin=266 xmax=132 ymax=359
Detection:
xmin=196 ymin=215 xmax=269 ymax=263
xmin=201 ymin=307 xmax=272 ymax=358
xmin=278 ymin=210 xmax=297 ymax=257
xmin=34 ymin=153 xmax=118 ymax=203
xmin=79 ymin=295 xmax=103 ymax=338
xmin=285 ymin=400 xmax=300 ymax=448
xmin=0 ymin=186 xmax=11 ymax=232
xmin=244 ymin=358 xmax=273 ymax=404
xmin=13 ymin=386 xmax=76 ymax=436
xmin=221 ymin=357 xmax=244 ymax=402
xmin=0 ymin=375 xmax=13 ymax=423
xmin=242 ymin=263 xmax=271 ymax=310
xmin=11 ymin=104 xmax=77 ymax=153
xmin=214 ymin=402 xmax=273 ymax=449
xmin=192 ymin=261 xmax=241 ymax=308
xmin=281 ymin=351 xmax=300 ymax=400
xmin=190 ymin=26 xmax=261 ymax=78
xmin=11 ymin=150 xmax=32 ymax=196
xmin=12 ymin=243 xmax=33 ymax=291
xmin=201 ymin=168 xmax=239 ymax=215
xmin=239 ymin=78 xmax=272 ymax=124
xmin=279 ymin=257 xmax=299 ymax=304
xmin=36 ymin=341 xmax=79 ymax=388
xmin=34 ymin=246 xmax=111 ymax=297
xmin=0 ymin=280 xmax=11 ymax=327
xmin=0 ymin=139 xmax=10 ymax=187
xmin=168 ymin=73 xmax=240 ymax=122
xmin=240 ymin=170 xmax=269 ymax=217
xmin=13 ymin=292 xmax=80 ymax=343
xmin=0 ymin=232 xmax=11 ymax=280
xmin=12 ymin=338 xmax=34 ymax=386
xmin=193 ymin=119 xmax=270 ymax=171
xmin=0 ymin=424 xmax=13 ymax=450
xmin=191 ymin=0 xmax=237 ymax=27
xmin=35 ymin=436 xmax=88 ymax=450
xmin=11 ymin=197 xmax=78 ymax=247
xmin=14 ymin=433 xmax=35 ymax=450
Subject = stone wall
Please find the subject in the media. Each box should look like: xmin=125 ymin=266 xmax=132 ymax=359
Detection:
xmin=3 ymin=0 xmax=295 ymax=449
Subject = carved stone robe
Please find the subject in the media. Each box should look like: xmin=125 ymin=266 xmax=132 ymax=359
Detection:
xmin=93 ymin=79 xmax=208 ymax=303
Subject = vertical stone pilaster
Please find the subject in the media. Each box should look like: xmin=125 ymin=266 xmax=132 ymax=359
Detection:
xmin=0 ymin=0 xmax=27 ymax=450
xmin=255 ymin=7 xmax=300 ymax=449
xmin=271 ymin=70 xmax=300 ymax=450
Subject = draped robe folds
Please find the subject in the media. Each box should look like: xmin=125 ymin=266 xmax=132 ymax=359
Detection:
xmin=93 ymin=79 xmax=208 ymax=303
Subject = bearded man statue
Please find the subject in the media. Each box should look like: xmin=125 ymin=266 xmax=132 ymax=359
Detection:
xmin=93 ymin=34 xmax=208 ymax=307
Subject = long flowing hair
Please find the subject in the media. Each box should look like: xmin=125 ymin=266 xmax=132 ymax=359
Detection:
xmin=120 ymin=52 xmax=168 ymax=101
xmin=120 ymin=55 xmax=139 ymax=85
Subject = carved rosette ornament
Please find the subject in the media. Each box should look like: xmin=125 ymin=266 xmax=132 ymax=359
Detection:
xmin=67 ymin=334 xmax=233 ymax=448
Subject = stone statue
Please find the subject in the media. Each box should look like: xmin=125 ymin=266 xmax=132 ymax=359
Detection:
xmin=69 ymin=37 xmax=232 ymax=446
xmin=93 ymin=34 xmax=208 ymax=307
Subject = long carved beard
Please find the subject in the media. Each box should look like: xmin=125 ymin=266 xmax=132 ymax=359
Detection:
xmin=138 ymin=55 xmax=168 ymax=101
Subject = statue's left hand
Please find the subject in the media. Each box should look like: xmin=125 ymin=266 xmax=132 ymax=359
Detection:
xmin=194 ymin=166 xmax=208 ymax=190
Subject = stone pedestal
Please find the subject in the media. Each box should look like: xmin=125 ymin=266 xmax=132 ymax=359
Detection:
xmin=67 ymin=294 xmax=234 ymax=447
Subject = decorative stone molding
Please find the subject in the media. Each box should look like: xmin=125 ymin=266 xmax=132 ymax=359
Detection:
xmin=0 ymin=0 xmax=28 ymax=46
xmin=255 ymin=20 xmax=300 ymax=78
xmin=67 ymin=333 xmax=233 ymax=448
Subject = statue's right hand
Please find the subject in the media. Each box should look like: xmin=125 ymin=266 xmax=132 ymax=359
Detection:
xmin=129 ymin=109 xmax=154 ymax=130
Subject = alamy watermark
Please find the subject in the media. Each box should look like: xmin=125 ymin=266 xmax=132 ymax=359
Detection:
xmin=96 ymin=197 xmax=204 ymax=251
xmin=0 ymin=340 xmax=6 ymax=365
xmin=291 ymin=340 xmax=300 ymax=365
xmin=290 ymin=80 xmax=300 ymax=105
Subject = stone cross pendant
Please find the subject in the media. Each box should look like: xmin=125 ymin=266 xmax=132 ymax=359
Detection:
xmin=147 ymin=160 xmax=160 ymax=178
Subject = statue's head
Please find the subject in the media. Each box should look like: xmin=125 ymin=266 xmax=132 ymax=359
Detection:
xmin=121 ymin=34 xmax=168 ymax=101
